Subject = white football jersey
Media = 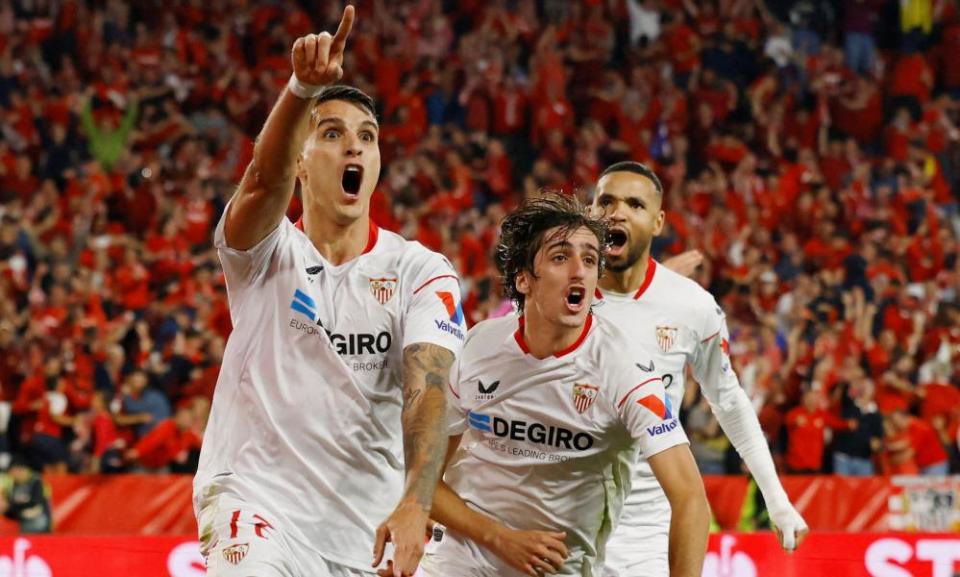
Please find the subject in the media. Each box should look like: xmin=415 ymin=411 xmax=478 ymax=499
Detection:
xmin=439 ymin=314 xmax=688 ymax=576
xmin=594 ymin=259 xmax=740 ymax=530
xmin=194 ymin=208 xmax=465 ymax=571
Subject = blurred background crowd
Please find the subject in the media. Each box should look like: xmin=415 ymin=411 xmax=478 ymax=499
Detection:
xmin=0 ymin=0 xmax=958 ymax=480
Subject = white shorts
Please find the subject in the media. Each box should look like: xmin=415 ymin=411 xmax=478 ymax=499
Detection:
xmin=198 ymin=492 xmax=373 ymax=577
xmin=603 ymin=494 xmax=669 ymax=577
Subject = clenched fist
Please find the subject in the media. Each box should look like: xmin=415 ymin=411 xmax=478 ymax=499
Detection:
xmin=291 ymin=5 xmax=355 ymax=88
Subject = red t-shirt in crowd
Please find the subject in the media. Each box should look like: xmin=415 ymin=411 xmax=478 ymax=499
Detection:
xmin=133 ymin=419 xmax=201 ymax=469
xmin=785 ymin=407 xmax=848 ymax=471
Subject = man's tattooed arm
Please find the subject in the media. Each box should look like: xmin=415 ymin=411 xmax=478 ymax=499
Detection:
xmin=399 ymin=342 xmax=454 ymax=509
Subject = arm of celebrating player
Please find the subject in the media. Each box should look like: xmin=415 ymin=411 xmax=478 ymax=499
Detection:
xmin=618 ymin=372 xmax=708 ymax=577
xmin=693 ymin=312 xmax=808 ymax=552
xmin=428 ymin=435 xmax=569 ymax=577
xmin=372 ymin=343 xmax=454 ymax=577
xmin=223 ymin=6 xmax=354 ymax=250
xmin=648 ymin=445 xmax=710 ymax=577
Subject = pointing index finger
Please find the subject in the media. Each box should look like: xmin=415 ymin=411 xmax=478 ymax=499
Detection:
xmin=331 ymin=5 xmax=355 ymax=54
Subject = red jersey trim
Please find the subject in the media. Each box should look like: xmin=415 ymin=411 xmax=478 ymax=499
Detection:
xmin=633 ymin=258 xmax=657 ymax=300
xmin=617 ymin=377 xmax=663 ymax=409
xmin=701 ymin=330 xmax=720 ymax=343
xmin=293 ymin=217 xmax=379 ymax=255
xmin=554 ymin=314 xmax=593 ymax=358
xmin=514 ymin=315 xmax=593 ymax=358
xmin=413 ymin=275 xmax=459 ymax=295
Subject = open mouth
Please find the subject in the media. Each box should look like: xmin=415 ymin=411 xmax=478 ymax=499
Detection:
xmin=566 ymin=286 xmax=586 ymax=312
xmin=342 ymin=164 xmax=364 ymax=198
xmin=607 ymin=229 xmax=628 ymax=254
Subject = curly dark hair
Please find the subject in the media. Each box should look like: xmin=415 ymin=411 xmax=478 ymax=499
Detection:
xmin=495 ymin=192 xmax=607 ymax=315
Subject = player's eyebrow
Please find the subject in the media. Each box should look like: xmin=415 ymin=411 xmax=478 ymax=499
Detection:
xmin=314 ymin=117 xmax=379 ymax=132
xmin=545 ymin=239 xmax=601 ymax=256
xmin=597 ymin=192 xmax=642 ymax=204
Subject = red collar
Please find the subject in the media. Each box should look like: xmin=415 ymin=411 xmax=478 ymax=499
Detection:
xmin=513 ymin=314 xmax=593 ymax=358
xmin=633 ymin=258 xmax=657 ymax=299
xmin=294 ymin=217 xmax=379 ymax=255
xmin=594 ymin=258 xmax=657 ymax=301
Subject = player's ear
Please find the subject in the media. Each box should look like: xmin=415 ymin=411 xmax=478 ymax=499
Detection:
xmin=653 ymin=209 xmax=665 ymax=236
xmin=296 ymin=153 xmax=306 ymax=182
xmin=515 ymin=270 xmax=530 ymax=296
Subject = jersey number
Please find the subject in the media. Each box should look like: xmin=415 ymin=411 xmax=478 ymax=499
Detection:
xmin=229 ymin=510 xmax=274 ymax=540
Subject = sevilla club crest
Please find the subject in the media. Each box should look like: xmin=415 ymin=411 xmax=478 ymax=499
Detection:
xmin=655 ymin=326 xmax=678 ymax=353
xmin=222 ymin=543 xmax=249 ymax=565
xmin=369 ymin=277 xmax=398 ymax=305
xmin=572 ymin=383 xmax=600 ymax=414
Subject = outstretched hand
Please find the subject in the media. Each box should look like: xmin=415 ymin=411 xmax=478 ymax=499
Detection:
xmin=291 ymin=5 xmax=355 ymax=87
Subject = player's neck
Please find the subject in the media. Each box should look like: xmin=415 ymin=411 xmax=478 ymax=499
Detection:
xmin=303 ymin=211 xmax=371 ymax=266
xmin=522 ymin=309 xmax=586 ymax=359
xmin=599 ymin=250 xmax=651 ymax=294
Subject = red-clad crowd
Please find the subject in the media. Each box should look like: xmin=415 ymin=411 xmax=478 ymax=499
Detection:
xmin=0 ymin=0 xmax=957 ymax=477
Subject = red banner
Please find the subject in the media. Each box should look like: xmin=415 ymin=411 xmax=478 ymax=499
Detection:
xmin=0 ymin=533 xmax=956 ymax=576
xmin=17 ymin=475 xmax=958 ymax=535
xmin=0 ymin=536 xmax=203 ymax=576
xmin=703 ymin=533 xmax=960 ymax=577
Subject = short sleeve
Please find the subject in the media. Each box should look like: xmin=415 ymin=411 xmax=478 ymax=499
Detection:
xmin=614 ymin=373 xmax=688 ymax=459
xmin=214 ymin=201 xmax=290 ymax=293
xmin=402 ymin=252 xmax=465 ymax=357
xmin=690 ymin=297 xmax=744 ymax=413
xmin=446 ymin=355 xmax=468 ymax=436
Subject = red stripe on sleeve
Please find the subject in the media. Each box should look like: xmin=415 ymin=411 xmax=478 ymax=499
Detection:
xmin=701 ymin=330 xmax=720 ymax=343
xmin=413 ymin=274 xmax=459 ymax=295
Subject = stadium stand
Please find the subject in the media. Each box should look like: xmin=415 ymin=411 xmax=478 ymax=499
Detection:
xmin=0 ymin=0 xmax=957 ymax=485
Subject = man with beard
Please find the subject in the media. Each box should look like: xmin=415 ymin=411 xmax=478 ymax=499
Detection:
xmin=591 ymin=162 xmax=808 ymax=576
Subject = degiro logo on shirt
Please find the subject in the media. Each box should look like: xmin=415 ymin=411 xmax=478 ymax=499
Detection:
xmin=468 ymin=411 xmax=595 ymax=451
xmin=434 ymin=291 xmax=465 ymax=340
xmin=289 ymin=289 xmax=392 ymax=356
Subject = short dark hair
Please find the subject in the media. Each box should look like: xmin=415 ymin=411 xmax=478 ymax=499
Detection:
xmin=496 ymin=192 xmax=607 ymax=315
xmin=599 ymin=161 xmax=664 ymax=196
xmin=313 ymin=85 xmax=377 ymax=120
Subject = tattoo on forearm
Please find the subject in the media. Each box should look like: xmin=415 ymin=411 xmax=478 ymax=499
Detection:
xmin=402 ymin=343 xmax=454 ymax=509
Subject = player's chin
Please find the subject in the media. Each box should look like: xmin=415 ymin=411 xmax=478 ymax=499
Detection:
xmin=558 ymin=302 xmax=589 ymax=326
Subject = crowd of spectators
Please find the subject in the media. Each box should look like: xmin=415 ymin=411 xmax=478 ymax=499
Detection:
xmin=0 ymin=0 xmax=958 ymax=478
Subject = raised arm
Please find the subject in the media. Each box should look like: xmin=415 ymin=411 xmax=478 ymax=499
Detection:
xmin=224 ymin=6 xmax=354 ymax=250
xmin=648 ymin=445 xmax=710 ymax=577
xmin=372 ymin=342 xmax=454 ymax=577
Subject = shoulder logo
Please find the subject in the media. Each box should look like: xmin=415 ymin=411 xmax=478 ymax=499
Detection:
xmin=636 ymin=360 xmax=655 ymax=373
xmin=655 ymin=326 xmax=678 ymax=353
xmin=572 ymin=383 xmax=600 ymax=414
xmin=637 ymin=394 xmax=674 ymax=420
xmin=436 ymin=291 xmax=464 ymax=325
xmin=369 ymin=277 xmax=398 ymax=305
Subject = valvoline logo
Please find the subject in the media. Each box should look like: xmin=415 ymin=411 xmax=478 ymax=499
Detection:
xmin=436 ymin=291 xmax=464 ymax=325
xmin=637 ymin=394 xmax=674 ymax=420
